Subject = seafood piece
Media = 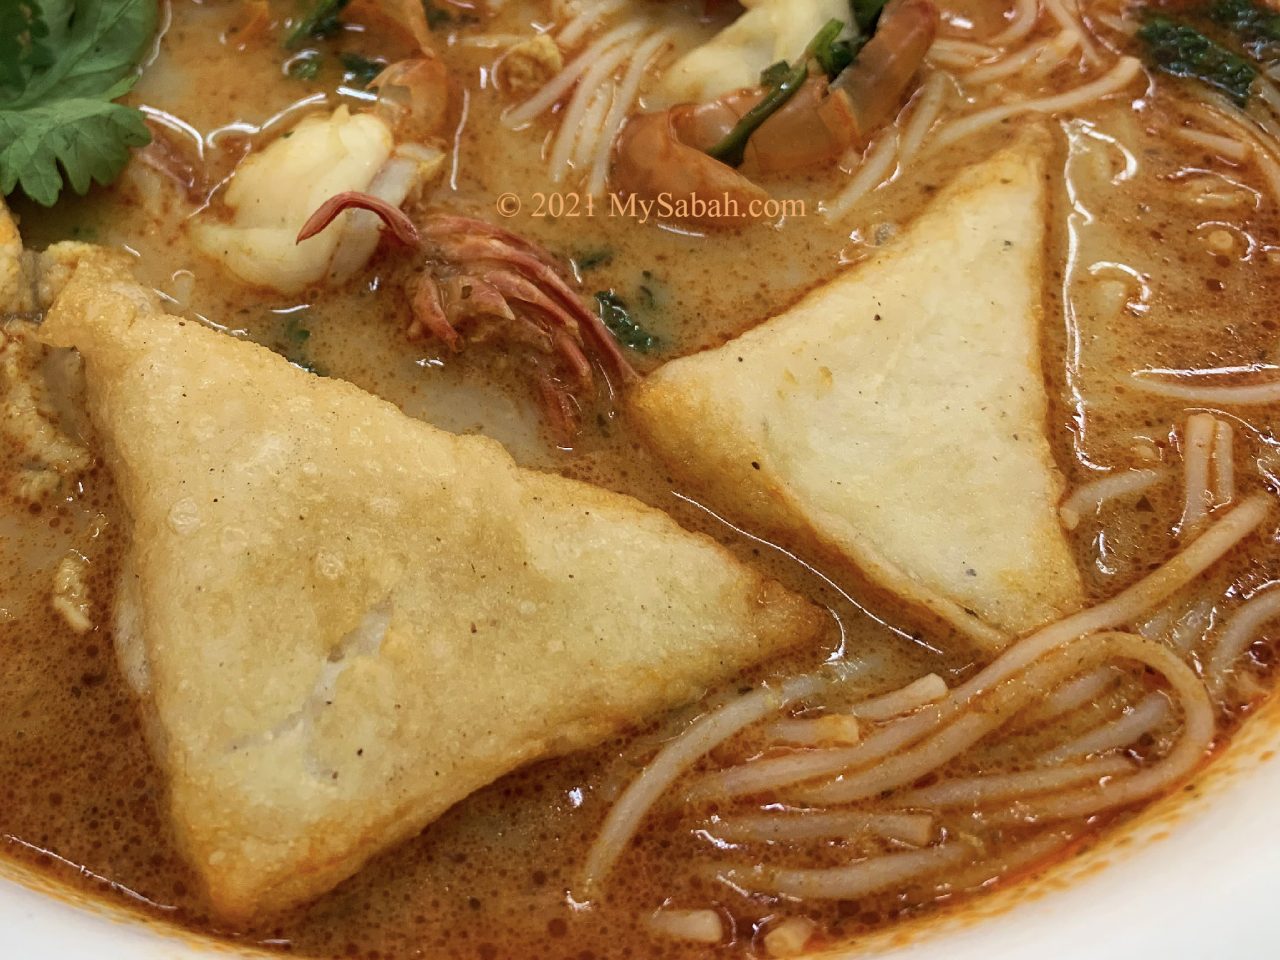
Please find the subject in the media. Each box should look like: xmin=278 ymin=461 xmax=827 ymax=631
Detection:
xmin=653 ymin=0 xmax=851 ymax=105
xmin=612 ymin=108 xmax=770 ymax=228
xmin=832 ymin=0 xmax=938 ymax=136
xmin=298 ymin=198 xmax=637 ymax=441
xmin=191 ymin=106 xmax=445 ymax=293
xmin=611 ymin=0 xmax=936 ymax=228
xmin=370 ymin=57 xmax=451 ymax=141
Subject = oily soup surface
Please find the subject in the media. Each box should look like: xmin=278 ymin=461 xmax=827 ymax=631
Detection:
xmin=4 ymin=0 xmax=1280 ymax=957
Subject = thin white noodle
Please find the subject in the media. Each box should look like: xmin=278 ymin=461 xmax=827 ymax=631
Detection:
xmin=504 ymin=19 xmax=646 ymax=128
xmin=1044 ymin=0 xmax=1100 ymax=65
xmin=646 ymin=908 xmax=723 ymax=944
xmin=762 ymin=918 xmax=817 ymax=957
xmin=795 ymin=638 xmax=1136 ymax=805
xmin=1172 ymin=127 xmax=1252 ymax=164
xmin=851 ymin=673 xmax=949 ymax=721
xmin=456 ymin=33 xmax=532 ymax=49
xmin=989 ymin=0 xmax=1041 ymax=48
xmin=942 ymin=828 xmax=1079 ymax=891
xmin=576 ymin=674 xmax=826 ymax=897
xmin=1207 ymin=586 xmax=1280 ymax=695
xmin=1213 ymin=419 xmax=1236 ymax=506
xmin=547 ymin=41 xmax=635 ymax=181
xmin=985 ymin=633 xmax=1216 ymax=825
xmin=1020 ymin=666 xmax=1119 ymax=723
xmin=930 ymin=37 xmax=1000 ymax=58
xmin=685 ymin=704 xmax=944 ymax=803
xmin=587 ymin=29 xmax=673 ymax=196
xmin=943 ymin=497 xmax=1266 ymax=699
xmin=716 ymin=844 xmax=970 ymax=901
xmin=557 ymin=0 xmax=626 ymax=49
xmin=1059 ymin=467 xmax=1168 ymax=531
xmin=1192 ymin=101 xmax=1280 ymax=201
xmin=823 ymin=129 xmax=901 ymax=220
xmin=1043 ymin=693 xmax=1171 ymax=762
xmin=1026 ymin=30 xmax=1083 ymax=80
xmin=762 ymin=673 xmax=946 ymax=756
xmin=1179 ymin=413 xmax=1217 ymax=537
xmin=897 ymin=756 xmax=1133 ymax=808
xmin=928 ymin=47 xmax=984 ymax=70
xmin=1259 ymin=74 xmax=1280 ymax=119
xmin=965 ymin=33 xmax=1078 ymax=85
xmin=764 ymin=715 xmax=861 ymax=746
xmin=688 ymin=495 xmax=1269 ymax=801
xmin=1093 ymin=11 xmax=1136 ymax=36
xmin=1131 ymin=372 xmax=1280 ymax=405
xmin=932 ymin=57 xmax=1144 ymax=151
xmin=897 ymin=73 xmax=951 ymax=162
xmin=705 ymin=810 xmax=935 ymax=846
xmin=564 ymin=86 xmax=613 ymax=179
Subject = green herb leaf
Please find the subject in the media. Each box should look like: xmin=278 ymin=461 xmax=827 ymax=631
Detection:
xmin=340 ymin=52 xmax=386 ymax=88
xmin=286 ymin=0 xmax=351 ymax=48
xmin=852 ymin=0 xmax=890 ymax=34
xmin=759 ymin=59 xmax=792 ymax=87
xmin=0 ymin=0 xmax=158 ymax=207
xmin=595 ymin=291 xmax=659 ymax=354
xmin=816 ymin=36 xmax=864 ymax=79
xmin=708 ymin=19 xmax=847 ymax=167
xmin=1138 ymin=13 xmax=1257 ymax=105
xmin=1210 ymin=0 xmax=1280 ymax=59
xmin=0 ymin=2 xmax=53 ymax=95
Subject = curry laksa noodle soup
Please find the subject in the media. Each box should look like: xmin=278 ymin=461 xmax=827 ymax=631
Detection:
xmin=4 ymin=0 xmax=1280 ymax=956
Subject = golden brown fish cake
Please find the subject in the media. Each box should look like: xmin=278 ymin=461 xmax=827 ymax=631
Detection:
xmin=39 ymin=260 xmax=826 ymax=922
xmin=631 ymin=137 xmax=1082 ymax=650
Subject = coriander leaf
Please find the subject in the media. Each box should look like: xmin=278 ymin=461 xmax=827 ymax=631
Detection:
xmin=595 ymin=291 xmax=659 ymax=353
xmin=5 ymin=0 xmax=157 ymax=109
xmin=0 ymin=2 xmax=53 ymax=95
xmin=0 ymin=93 xmax=151 ymax=206
xmin=286 ymin=0 xmax=351 ymax=48
xmin=0 ymin=0 xmax=158 ymax=206
xmin=1138 ymin=13 xmax=1257 ymax=105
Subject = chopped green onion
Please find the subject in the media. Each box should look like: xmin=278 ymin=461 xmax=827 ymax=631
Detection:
xmin=708 ymin=19 xmax=848 ymax=168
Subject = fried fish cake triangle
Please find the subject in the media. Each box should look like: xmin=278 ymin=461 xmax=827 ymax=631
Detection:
xmin=39 ymin=262 xmax=824 ymax=921
xmin=632 ymin=137 xmax=1082 ymax=650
